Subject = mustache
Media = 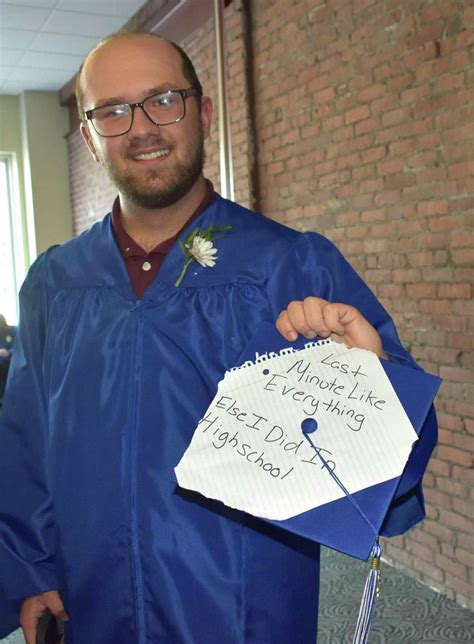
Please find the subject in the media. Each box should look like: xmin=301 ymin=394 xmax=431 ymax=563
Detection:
xmin=126 ymin=134 xmax=170 ymax=154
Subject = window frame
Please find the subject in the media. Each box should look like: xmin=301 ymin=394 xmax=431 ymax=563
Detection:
xmin=0 ymin=152 xmax=26 ymax=325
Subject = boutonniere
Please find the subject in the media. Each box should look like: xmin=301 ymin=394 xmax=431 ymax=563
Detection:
xmin=174 ymin=224 xmax=232 ymax=287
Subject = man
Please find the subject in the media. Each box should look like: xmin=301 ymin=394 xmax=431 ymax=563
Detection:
xmin=0 ymin=33 xmax=435 ymax=643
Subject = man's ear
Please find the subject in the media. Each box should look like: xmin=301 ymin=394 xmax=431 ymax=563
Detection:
xmin=200 ymin=96 xmax=213 ymax=140
xmin=80 ymin=122 xmax=101 ymax=163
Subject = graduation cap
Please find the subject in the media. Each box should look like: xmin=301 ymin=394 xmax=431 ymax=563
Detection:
xmin=175 ymin=323 xmax=440 ymax=642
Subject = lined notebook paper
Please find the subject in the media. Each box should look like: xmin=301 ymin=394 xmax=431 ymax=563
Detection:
xmin=175 ymin=340 xmax=418 ymax=521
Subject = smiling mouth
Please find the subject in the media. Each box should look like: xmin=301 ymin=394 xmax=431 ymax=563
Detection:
xmin=133 ymin=149 xmax=170 ymax=161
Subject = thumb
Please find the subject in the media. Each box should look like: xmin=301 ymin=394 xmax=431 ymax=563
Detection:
xmin=43 ymin=590 xmax=69 ymax=622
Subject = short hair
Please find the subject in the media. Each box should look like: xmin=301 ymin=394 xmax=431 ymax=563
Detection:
xmin=75 ymin=31 xmax=203 ymax=119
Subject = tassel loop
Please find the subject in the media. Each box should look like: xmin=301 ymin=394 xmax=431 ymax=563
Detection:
xmin=370 ymin=542 xmax=382 ymax=599
xmin=352 ymin=539 xmax=383 ymax=644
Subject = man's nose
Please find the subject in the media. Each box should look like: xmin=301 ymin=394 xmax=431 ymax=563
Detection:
xmin=128 ymin=104 xmax=160 ymax=136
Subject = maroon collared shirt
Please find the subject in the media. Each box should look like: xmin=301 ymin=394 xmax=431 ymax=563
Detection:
xmin=112 ymin=181 xmax=215 ymax=298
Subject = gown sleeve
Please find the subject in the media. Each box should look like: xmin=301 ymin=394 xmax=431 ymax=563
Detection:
xmin=265 ymin=232 xmax=438 ymax=537
xmin=0 ymin=255 xmax=59 ymax=601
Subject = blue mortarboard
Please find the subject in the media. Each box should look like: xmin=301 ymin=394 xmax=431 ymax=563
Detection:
xmin=234 ymin=323 xmax=440 ymax=560
xmin=176 ymin=323 xmax=439 ymax=559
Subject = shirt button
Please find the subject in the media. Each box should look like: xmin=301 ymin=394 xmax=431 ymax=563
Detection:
xmin=142 ymin=261 xmax=152 ymax=272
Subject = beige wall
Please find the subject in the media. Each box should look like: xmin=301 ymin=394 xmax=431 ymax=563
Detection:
xmin=0 ymin=91 xmax=72 ymax=274
xmin=20 ymin=91 xmax=72 ymax=256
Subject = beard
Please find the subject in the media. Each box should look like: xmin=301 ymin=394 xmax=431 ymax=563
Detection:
xmin=101 ymin=130 xmax=206 ymax=209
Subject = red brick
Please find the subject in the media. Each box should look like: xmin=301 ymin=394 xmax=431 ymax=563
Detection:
xmin=323 ymin=115 xmax=344 ymax=131
xmin=387 ymin=73 xmax=414 ymax=93
xmin=438 ymin=428 xmax=454 ymax=445
xmin=360 ymin=178 xmax=384 ymax=193
xmin=424 ymin=488 xmax=452 ymax=510
xmin=413 ymin=556 xmax=445 ymax=582
xmin=455 ymin=548 xmax=474 ymax=568
xmin=389 ymin=139 xmax=418 ymax=157
xmin=354 ymin=117 xmax=380 ymax=135
xmin=401 ymin=83 xmax=430 ymax=105
xmin=423 ymin=518 xmax=453 ymax=542
xmin=361 ymin=146 xmax=385 ymax=163
xmin=346 ymin=105 xmax=370 ymax=124
xmin=361 ymin=208 xmax=385 ymax=222
xmin=374 ymin=190 xmax=400 ymax=206
xmin=440 ymin=28 xmax=474 ymax=55
xmin=406 ymin=251 xmax=433 ymax=268
xmin=417 ymin=200 xmax=449 ymax=216
xmin=435 ymin=553 xmax=468 ymax=581
xmin=427 ymin=458 xmax=450 ymax=477
xmin=444 ymin=574 xmax=474 ymax=601
xmin=373 ymin=63 xmax=391 ymax=82
xmin=436 ymin=445 xmax=473 ymax=468
xmin=452 ymin=497 xmax=474 ymax=520
xmin=453 ymin=433 xmax=474 ymax=452
xmin=381 ymin=107 xmax=408 ymax=127
xmin=332 ymin=125 xmax=353 ymax=142
xmin=406 ymin=283 xmax=436 ymax=298
xmin=436 ymin=476 xmax=467 ymax=498
xmin=448 ymin=160 xmax=474 ymax=179
xmin=439 ymin=509 xmax=473 ymax=534
xmin=358 ymin=83 xmax=385 ymax=102
xmin=420 ymin=299 xmax=455 ymax=315
xmin=451 ymin=230 xmax=474 ymax=248
xmin=377 ymin=158 xmax=404 ymax=175
xmin=392 ymin=268 xmax=422 ymax=283
xmin=438 ymin=283 xmax=471 ymax=299
xmin=336 ymin=152 xmax=360 ymax=169
xmin=466 ymin=419 xmax=474 ymax=436
xmin=407 ymin=541 xmax=434 ymax=562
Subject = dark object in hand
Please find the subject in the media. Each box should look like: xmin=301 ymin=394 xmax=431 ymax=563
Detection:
xmin=36 ymin=609 xmax=65 ymax=644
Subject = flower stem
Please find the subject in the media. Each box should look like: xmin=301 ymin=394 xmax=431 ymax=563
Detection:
xmin=174 ymin=256 xmax=192 ymax=287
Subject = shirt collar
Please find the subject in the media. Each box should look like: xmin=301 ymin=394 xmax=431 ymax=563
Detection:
xmin=112 ymin=179 xmax=216 ymax=259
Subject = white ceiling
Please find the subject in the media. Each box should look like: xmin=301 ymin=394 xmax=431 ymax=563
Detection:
xmin=0 ymin=0 xmax=147 ymax=95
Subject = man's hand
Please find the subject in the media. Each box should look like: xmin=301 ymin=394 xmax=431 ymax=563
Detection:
xmin=276 ymin=297 xmax=386 ymax=358
xmin=20 ymin=590 xmax=68 ymax=644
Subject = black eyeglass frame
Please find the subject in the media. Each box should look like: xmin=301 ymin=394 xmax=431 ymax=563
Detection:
xmin=83 ymin=87 xmax=200 ymax=137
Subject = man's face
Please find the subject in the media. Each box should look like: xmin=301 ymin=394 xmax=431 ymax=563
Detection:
xmin=80 ymin=36 xmax=212 ymax=209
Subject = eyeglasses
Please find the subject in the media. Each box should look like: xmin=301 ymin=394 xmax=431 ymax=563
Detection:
xmin=83 ymin=88 xmax=200 ymax=137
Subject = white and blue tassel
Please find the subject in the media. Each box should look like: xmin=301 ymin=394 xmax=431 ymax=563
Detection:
xmin=352 ymin=538 xmax=382 ymax=644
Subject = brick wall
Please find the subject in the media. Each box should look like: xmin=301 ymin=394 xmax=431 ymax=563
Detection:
xmin=66 ymin=0 xmax=473 ymax=608
xmin=68 ymin=128 xmax=117 ymax=234
xmin=249 ymin=0 xmax=473 ymax=609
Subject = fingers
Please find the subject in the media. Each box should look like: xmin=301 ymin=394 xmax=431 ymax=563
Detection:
xmin=318 ymin=301 xmax=358 ymax=338
xmin=276 ymin=297 xmax=332 ymax=341
xmin=276 ymin=298 xmax=386 ymax=357
xmin=44 ymin=590 xmax=68 ymax=622
xmin=20 ymin=596 xmax=46 ymax=644
xmin=20 ymin=591 xmax=68 ymax=644
xmin=276 ymin=310 xmax=299 ymax=342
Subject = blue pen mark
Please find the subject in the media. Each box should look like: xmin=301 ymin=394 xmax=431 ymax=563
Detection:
xmin=301 ymin=416 xmax=378 ymax=537
xmin=301 ymin=418 xmax=318 ymax=435
xmin=262 ymin=368 xmax=270 ymax=375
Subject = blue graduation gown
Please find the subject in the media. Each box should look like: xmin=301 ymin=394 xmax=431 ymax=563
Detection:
xmin=0 ymin=195 xmax=436 ymax=643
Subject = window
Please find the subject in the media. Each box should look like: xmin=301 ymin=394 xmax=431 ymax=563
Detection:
xmin=0 ymin=154 xmax=24 ymax=326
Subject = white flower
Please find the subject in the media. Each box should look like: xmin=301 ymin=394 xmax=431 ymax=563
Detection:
xmin=175 ymin=224 xmax=231 ymax=286
xmin=187 ymin=235 xmax=218 ymax=268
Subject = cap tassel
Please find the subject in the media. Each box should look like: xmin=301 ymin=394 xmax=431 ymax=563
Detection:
xmin=352 ymin=539 xmax=382 ymax=644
